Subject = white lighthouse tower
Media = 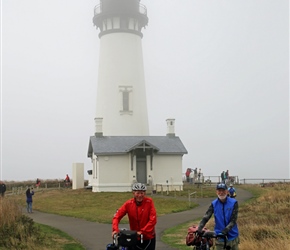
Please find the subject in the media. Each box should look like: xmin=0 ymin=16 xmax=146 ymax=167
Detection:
xmin=93 ymin=0 xmax=149 ymax=136
xmin=88 ymin=0 xmax=188 ymax=192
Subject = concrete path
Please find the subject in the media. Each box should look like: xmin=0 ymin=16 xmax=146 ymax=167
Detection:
xmin=26 ymin=188 xmax=252 ymax=250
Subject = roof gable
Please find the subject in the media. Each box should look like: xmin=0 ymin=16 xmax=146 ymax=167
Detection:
xmin=126 ymin=140 xmax=160 ymax=152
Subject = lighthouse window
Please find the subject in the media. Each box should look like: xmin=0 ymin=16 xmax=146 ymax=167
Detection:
xmin=123 ymin=91 xmax=129 ymax=111
xmin=119 ymin=86 xmax=133 ymax=115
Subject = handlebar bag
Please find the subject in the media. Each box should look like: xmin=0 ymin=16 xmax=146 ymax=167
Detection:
xmin=118 ymin=230 xmax=137 ymax=247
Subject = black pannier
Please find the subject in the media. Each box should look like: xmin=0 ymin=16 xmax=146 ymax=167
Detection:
xmin=118 ymin=230 xmax=137 ymax=247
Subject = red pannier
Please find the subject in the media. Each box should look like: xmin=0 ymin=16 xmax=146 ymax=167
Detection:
xmin=185 ymin=225 xmax=213 ymax=247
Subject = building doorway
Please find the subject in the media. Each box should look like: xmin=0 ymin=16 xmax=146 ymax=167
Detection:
xmin=136 ymin=157 xmax=147 ymax=184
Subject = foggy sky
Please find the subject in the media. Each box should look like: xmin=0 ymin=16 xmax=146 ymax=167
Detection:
xmin=1 ymin=0 xmax=289 ymax=181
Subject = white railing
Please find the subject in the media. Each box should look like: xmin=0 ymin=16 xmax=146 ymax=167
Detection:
xmin=188 ymin=191 xmax=197 ymax=207
xmin=239 ymin=178 xmax=290 ymax=184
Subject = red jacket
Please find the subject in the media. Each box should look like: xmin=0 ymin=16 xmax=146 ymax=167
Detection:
xmin=112 ymin=197 xmax=157 ymax=240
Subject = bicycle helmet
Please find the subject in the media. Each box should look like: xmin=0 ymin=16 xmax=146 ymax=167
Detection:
xmin=132 ymin=183 xmax=147 ymax=191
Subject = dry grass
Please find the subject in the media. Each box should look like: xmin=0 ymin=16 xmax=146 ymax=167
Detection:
xmin=0 ymin=198 xmax=44 ymax=249
xmin=162 ymin=183 xmax=290 ymax=249
xmin=0 ymin=197 xmax=85 ymax=249
xmin=0 ymin=198 xmax=22 ymax=227
xmin=238 ymin=184 xmax=290 ymax=250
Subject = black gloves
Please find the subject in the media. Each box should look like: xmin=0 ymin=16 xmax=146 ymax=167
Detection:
xmin=197 ymin=228 xmax=203 ymax=236
xmin=221 ymin=228 xmax=229 ymax=235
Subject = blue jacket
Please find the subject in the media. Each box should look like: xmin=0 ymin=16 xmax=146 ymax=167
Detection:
xmin=26 ymin=191 xmax=34 ymax=203
xmin=212 ymin=197 xmax=239 ymax=241
xmin=228 ymin=187 xmax=236 ymax=197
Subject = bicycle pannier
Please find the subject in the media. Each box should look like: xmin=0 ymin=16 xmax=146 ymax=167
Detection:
xmin=118 ymin=230 xmax=137 ymax=247
xmin=185 ymin=225 xmax=213 ymax=247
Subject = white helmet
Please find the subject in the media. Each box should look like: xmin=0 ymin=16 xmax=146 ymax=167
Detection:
xmin=132 ymin=183 xmax=147 ymax=191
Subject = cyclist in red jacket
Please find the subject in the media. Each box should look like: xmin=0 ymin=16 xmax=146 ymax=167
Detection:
xmin=112 ymin=183 xmax=157 ymax=250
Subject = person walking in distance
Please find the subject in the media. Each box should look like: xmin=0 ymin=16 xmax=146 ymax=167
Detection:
xmin=26 ymin=187 xmax=34 ymax=213
xmin=0 ymin=181 xmax=6 ymax=197
xmin=197 ymin=183 xmax=239 ymax=250
xmin=112 ymin=183 xmax=157 ymax=250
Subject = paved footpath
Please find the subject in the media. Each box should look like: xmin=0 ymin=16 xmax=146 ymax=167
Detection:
xmin=26 ymin=188 xmax=252 ymax=250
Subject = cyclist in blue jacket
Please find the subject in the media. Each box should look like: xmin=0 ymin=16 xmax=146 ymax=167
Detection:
xmin=197 ymin=183 xmax=239 ymax=250
xmin=228 ymin=183 xmax=237 ymax=198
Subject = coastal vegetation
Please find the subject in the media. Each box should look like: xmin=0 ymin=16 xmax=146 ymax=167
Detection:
xmin=162 ymin=183 xmax=290 ymax=250
xmin=0 ymin=198 xmax=85 ymax=250
xmin=1 ymin=180 xmax=290 ymax=249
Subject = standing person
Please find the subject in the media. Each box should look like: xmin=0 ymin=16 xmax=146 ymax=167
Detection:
xmin=228 ymin=183 xmax=237 ymax=198
xmin=225 ymin=170 xmax=229 ymax=179
xmin=198 ymin=168 xmax=202 ymax=182
xmin=197 ymin=183 xmax=239 ymax=250
xmin=112 ymin=183 xmax=157 ymax=250
xmin=189 ymin=170 xmax=194 ymax=184
xmin=194 ymin=168 xmax=198 ymax=182
xmin=225 ymin=170 xmax=229 ymax=184
xmin=185 ymin=168 xmax=191 ymax=183
xmin=26 ymin=188 xmax=34 ymax=213
xmin=0 ymin=181 xmax=6 ymax=197
xmin=220 ymin=171 xmax=225 ymax=183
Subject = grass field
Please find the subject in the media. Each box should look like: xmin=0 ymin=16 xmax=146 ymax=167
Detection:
xmin=3 ymin=182 xmax=290 ymax=249
xmin=8 ymin=183 xmax=215 ymax=224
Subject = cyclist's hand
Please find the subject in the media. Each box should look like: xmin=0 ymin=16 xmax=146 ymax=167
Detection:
xmin=221 ymin=228 xmax=229 ymax=235
xmin=217 ymin=232 xmax=228 ymax=241
xmin=112 ymin=231 xmax=118 ymax=238
xmin=137 ymin=231 xmax=142 ymax=235
xmin=196 ymin=229 xmax=203 ymax=236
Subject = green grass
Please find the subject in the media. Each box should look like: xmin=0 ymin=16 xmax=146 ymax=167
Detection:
xmin=3 ymin=182 xmax=223 ymax=249
xmin=11 ymin=188 xmax=202 ymax=223
xmin=36 ymin=224 xmax=85 ymax=250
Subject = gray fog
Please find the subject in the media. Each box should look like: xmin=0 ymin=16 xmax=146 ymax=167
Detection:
xmin=1 ymin=0 xmax=289 ymax=181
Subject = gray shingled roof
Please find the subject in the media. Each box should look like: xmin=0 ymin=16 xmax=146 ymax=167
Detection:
xmin=88 ymin=136 xmax=188 ymax=157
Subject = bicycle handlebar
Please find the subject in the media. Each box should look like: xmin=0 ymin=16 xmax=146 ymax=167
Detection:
xmin=195 ymin=231 xmax=229 ymax=249
xmin=196 ymin=231 xmax=227 ymax=238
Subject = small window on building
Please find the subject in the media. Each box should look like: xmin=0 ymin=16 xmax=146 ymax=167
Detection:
xmin=119 ymin=86 xmax=133 ymax=115
xmin=123 ymin=91 xmax=129 ymax=111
